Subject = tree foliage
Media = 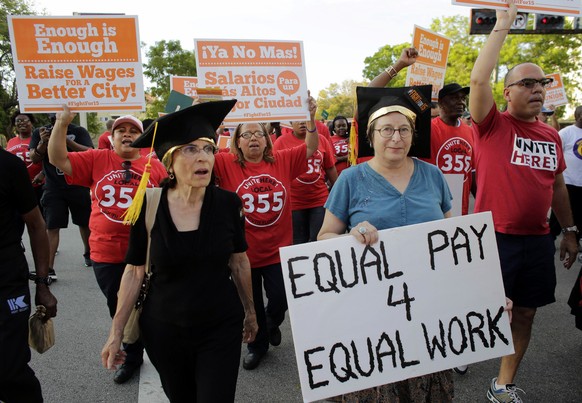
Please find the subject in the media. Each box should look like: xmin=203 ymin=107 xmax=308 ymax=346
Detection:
xmin=356 ymin=15 xmax=582 ymax=118
xmin=142 ymin=40 xmax=197 ymax=118
xmin=0 ymin=0 xmax=35 ymax=137
xmin=317 ymin=80 xmax=367 ymax=119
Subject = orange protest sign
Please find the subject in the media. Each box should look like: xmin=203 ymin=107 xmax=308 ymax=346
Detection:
xmin=194 ymin=39 xmax=309 ymax=124
xmin=196 ymin=41 xmax=303 ymax=67
xmin=170 ymin=76 xmax=198 ymax=97
xmin=544 ymin=72 xmax=568 ymax=107
xmin=8 ymin=15 xmax=145 ymax=113
xmin=406 ymin=26 xmax=452 ymax=101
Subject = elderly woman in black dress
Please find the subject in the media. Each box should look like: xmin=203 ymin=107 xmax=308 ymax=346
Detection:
xmin=101 ymin=100 xmax=257 ymax=402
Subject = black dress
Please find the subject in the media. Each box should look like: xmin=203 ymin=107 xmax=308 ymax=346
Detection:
xmin=126 ymin=185 xmax=247 ymax=403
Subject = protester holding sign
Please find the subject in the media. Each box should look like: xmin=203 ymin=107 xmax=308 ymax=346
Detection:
xmin=213 ymin=93 xmax=319 ymax=370
xmin=102 ymin=101 xmax=257 ymax=402
xmin=318 ymin=86 xmax=454 ymax=401
xmin=47 ymin=106 xmax=166 ymax=384
xmin=469 ymin=1 xmax=578 ymax=401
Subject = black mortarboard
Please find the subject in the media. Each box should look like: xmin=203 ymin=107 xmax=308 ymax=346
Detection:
xmin=131 ymin=100 xmax=236 ymax=160
xmin=356 ymin=85 xmax=432 ymax=158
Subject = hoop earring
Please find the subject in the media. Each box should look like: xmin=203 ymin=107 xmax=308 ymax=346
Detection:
xmin=168 ymin=172 xmax=175 ymax=180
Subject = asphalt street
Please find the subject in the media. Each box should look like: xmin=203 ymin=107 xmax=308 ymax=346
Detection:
xmin=24 ymin=224 xmax=582 ymax=403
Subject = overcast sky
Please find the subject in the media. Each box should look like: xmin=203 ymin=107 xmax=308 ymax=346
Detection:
xmin=30 ymin=0 xmax=472 ymax=95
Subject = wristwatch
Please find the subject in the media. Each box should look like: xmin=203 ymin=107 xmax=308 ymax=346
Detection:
xmin=561 ymin=225 xmax=579 ymax=234
xmin=31 ymin=275 xmax=53 ymax=286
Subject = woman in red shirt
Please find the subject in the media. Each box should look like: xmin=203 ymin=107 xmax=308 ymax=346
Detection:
xmin=213 ymin=93 xmax=319 ymax=370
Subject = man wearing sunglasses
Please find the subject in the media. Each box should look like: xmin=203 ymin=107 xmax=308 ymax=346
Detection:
xmin=470 ymin=1 xmax=578 ymax=402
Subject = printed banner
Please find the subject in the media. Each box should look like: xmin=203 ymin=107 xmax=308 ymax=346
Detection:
xmin=544 ymin=72 xmax=568 ymax=107
xmin=452 ymin=0 xmax=582 ymax=16
xmin=170 ymin=75 xmax=198 ymax=97
xmin=194 ymin=39 xmax=309 ymax=124
xmin=406 ymin=26 xmax=451 ymax=101
xmin=8 ymin=15 xmax=145 ymax=112
xmin=280 ymin=212 xmax=513 ymax=402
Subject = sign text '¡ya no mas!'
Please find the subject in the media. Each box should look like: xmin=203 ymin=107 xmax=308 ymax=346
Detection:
xmin=33 ymin=22 xmax=118 ymax=58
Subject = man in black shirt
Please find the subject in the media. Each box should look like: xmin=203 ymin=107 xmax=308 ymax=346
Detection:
xmin=0 ymin=149 xmax=57 ymax=403
xmin=29 ymin=114 xmax=93 ymax=278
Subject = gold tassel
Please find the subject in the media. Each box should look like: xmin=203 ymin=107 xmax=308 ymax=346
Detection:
xmin=348 ymin=117 xmax=359 ymax=166
xmin=122 ymin=122 xmax=159 ymax=225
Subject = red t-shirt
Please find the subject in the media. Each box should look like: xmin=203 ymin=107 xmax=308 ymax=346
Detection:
xmin=420 ymin=117 xmax=474 ymax=215
xmin=98 ymin=131 xmax=112 ymax=149
xmin=273 ymin=132 xmax=336 ymax=210
xmin=473 ymin=104 xmax=565 ymax=235
xmin=330 ymin=135 xmax=350 ymax=175
xmin=66 ymin=149 xmax=167 ymax=263
xmin=6 ymin=136 xmax=43 ymax=187
xmin=214 ymin=145 xmax=307 ymax=267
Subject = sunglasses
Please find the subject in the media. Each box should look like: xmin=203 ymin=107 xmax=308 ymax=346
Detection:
xmin=506 ymin=77 xmax=554 ymax=89
xmin=121 ymin=161 xmax=132 ymax=184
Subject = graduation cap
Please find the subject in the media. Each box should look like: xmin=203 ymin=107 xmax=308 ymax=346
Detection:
xmin=131 ymin=99 xmax=236 ymax=160
xmin=354 ymin=85 xmax=432 ymax=159
xmin=122 ymin=99 xmax=236 ymax=225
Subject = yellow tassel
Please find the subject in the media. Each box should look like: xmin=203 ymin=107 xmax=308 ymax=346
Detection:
xmin=122 ymin=122 xmax=160 ymax=225
xmin=348 ymin=118 xmax=359 ymax=166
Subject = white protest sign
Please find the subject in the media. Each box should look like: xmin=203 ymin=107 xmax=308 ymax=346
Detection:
xmin=406 ymin=26 xmax=451 ymax=101
xmin=544 ymin=72 xmax=569 ymax=107
xmin=280 ymin=212 xmax=513 ymax=402
xmin=452 ymin=0 xmax=582 ymax=16
xmin=194 ymin=39 xmax=309 ymax=124
xmin=445 ymin=173 xmax=464 ymax=217
xmin=8 ymin=15 xmax=145 ymax=113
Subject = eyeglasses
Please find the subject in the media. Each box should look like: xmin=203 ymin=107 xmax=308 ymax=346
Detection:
xmin=240 ymin=131 xmax=266 ymax=139
xmin=178 ymin=144 xmax=217 ymax=157
xmin=506 ymin=77 xmax=554 ymax=89
xmin=121 ymin=161 xmax=132 ymax=184
xmin=374 ymin=126 xmax=412 ymax=139
xmin=15 ymin=118 xmax=30 ymax=124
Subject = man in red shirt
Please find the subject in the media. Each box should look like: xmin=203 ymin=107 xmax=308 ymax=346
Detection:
xmin=470 ymin=1 xmax=578 ymax=401
xmin=421 ymin=83 xmax=474 ymax=216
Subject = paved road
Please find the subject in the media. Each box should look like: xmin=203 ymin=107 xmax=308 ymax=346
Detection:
xmin=25 ymin=225 xmax=582 ymax=402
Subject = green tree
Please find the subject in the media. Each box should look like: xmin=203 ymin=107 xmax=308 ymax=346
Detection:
xmin=362 ymin=42 xmax=413 ymax=87
xmin=361 ymin=16 xmax=582 ymax=116
xmin=317 ymin=79 xmax=367 ymax=119
xmin=0 ymin=0 xmax=36 ymax=137
xmin=142 ymin=40 xmax=197 ymax=118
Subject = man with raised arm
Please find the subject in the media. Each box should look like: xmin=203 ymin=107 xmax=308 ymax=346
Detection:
xmin=469 ymin=1 xmax=578 ymax=402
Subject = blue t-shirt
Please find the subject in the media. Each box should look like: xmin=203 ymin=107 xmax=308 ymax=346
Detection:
xmin=324 ymin=158 xmax=452 ymax=231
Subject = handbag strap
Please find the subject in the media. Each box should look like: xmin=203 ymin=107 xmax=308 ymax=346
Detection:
xmin=144 ymin=187 xmax=162 ymax=275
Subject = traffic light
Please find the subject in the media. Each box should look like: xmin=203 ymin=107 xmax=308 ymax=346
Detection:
xmin=470 ymin=9 xmax=497 ymax=34
xmin=534 ymin=14 xmax=565 ymax=31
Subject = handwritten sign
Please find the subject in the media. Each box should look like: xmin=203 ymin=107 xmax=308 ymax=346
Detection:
xmin=544 ymin=72 xmax=568 ymax=107
xmin=194 ymin=39 xmax=309 ymax=124
xmin=8 ymin=15 xmax=145 ymax=112
xmin=280 ymin=212 xmax=513 ymax=402
xmin=452 ymin=0 xmax=582 ymax=16
xmin=406 ymin=26 xmax=451 ymax=101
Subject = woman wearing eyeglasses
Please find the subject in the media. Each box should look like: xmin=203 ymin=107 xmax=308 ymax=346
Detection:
xmin=102 ymin=101 xmax=257 ymax=402
xmin=212 ymin=92 xmax=319 ymax=370
xmin=47 ymin=106 xmax=166 ymax=384
xmin=318 ymin=88 xmax=455 ymax=402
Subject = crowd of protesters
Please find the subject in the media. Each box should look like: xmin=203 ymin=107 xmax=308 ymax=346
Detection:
xmin=2 ymin=1 xmax=581 ymax=401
